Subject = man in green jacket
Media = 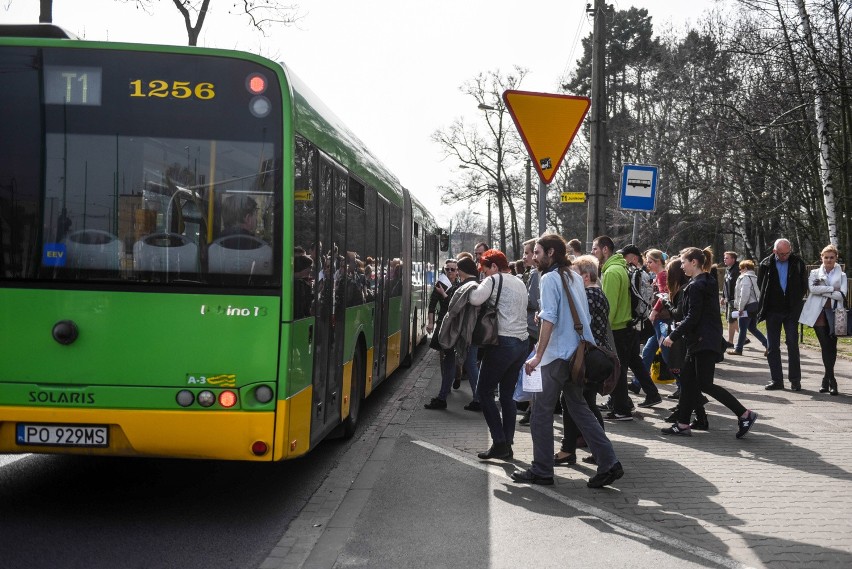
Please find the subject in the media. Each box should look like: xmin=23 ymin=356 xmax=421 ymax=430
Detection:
xmin=592 ymin=236 xmax=635 ymax=420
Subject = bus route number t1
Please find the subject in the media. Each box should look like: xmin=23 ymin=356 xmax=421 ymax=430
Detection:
xmin=43 ymin=66 xmax=102 ymax=106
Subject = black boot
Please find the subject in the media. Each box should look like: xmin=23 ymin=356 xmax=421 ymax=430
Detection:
xmin=820 ymin=377 xmax=830 ymax=393
xmin=690 ymin=406 xmax=709 ymax=430
xmin=829 ymin=377 xmax=839 ymax=396
xmin=477 ymin=442 xmax=513 ymax=460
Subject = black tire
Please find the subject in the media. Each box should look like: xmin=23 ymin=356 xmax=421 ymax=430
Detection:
xmin=341 ymin=347 xmax=365 ymax=439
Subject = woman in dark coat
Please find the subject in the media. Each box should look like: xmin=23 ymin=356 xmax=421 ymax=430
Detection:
xmin=661 ymin=247 xmax=757 ymax=439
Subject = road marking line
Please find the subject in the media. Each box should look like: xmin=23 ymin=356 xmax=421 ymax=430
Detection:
xmin=0 ymin=455 xmax=29 ymax=468
xmin=412 ymin=439 xmax=754 ymax=569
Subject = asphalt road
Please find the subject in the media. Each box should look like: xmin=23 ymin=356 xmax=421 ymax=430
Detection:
xmin=0 ymin=372 xmax=403 ymax=569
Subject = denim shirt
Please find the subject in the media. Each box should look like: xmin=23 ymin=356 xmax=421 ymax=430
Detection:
xmin=538 ymin=266 xmax=596 ymax=366
xmin=776 ymin=257 xmax=789 ymax=293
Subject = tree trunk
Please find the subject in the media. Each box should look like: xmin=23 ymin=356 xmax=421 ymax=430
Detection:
xmin=172 ymin=0 xmax=211 ymax=46
xmin=795 ymin=0 xmax=839 ymax=246
xmin=39 ymin=0 xmax=52 ymax=23
xmin=830 ymin=0 xmax=852 ymax=259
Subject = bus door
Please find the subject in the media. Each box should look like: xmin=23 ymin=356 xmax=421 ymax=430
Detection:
xmin=372 ymin=196 xmax=390 ymax=384
xmin=310 ymin=158 xmax=347 ymax=443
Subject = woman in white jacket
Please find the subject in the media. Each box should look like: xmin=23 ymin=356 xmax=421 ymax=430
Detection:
xmin=798 ymin=244 xmax=848 ymax=395
xmin=729 ymin=259 xmax=768 ymax=355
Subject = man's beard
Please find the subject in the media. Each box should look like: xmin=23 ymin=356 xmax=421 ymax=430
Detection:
xmin=536 ymin=257 xmax=554 ymax=272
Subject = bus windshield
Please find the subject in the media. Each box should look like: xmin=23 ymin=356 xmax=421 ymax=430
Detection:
xmin=0 ymin=46 xmax=282 ymax=287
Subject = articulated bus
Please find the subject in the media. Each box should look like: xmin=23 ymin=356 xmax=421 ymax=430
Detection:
xmin=0 ymin=25 xmax=441 ymax=461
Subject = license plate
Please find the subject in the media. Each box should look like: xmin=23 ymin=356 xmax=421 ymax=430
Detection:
xmin=16 ymin=423 xmax=109 ymax=448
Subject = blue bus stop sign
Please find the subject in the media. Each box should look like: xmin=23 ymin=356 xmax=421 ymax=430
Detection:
xmin=618 ymin=164 xmax=658 ymax=212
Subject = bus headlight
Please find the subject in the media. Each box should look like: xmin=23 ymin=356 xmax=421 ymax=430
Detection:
xmin=255 ymin=385 xmax=274 ymax=403
xmin=176 ymin=390 xmax=195 ymax=407
xmin=249 ymin=96 xmax=271 ymax=118
xmin=197 ymin=390 xmax=216 ymax=407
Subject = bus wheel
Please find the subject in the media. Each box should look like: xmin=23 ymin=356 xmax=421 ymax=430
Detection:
xmin=342 ymin=347 xmax=365 ymax=439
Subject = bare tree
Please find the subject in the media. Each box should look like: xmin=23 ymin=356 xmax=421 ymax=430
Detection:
xmin=126 ymin=0 xmax=302 ymax=46
xmin=432 ymin=67 xmax=527 ymax=258
xmin=25 ymin=1 xmax=301 ymax=46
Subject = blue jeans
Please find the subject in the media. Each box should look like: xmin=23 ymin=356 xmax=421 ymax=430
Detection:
xmin=735 ymin=315 xmax=768 ymax=352
xmin=764 ymin=310 xmax=801 ymax=385
xmin=438 ymin=346 xmax=480 ymax=401
xmin=477 ymin=335 xmax=528 ymax=445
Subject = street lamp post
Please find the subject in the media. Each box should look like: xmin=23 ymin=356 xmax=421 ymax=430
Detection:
xmin=486 ymin=196 xmax=492 ymax=248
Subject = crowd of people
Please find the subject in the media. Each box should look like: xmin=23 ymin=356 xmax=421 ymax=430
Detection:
xmin=424 ymin=234 xmax=848 ymax=488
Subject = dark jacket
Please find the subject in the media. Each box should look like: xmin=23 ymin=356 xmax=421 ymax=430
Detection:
xmin=756 ymin=252 xmax=807 ymax=322
xmin=668 ymin=272 xmax=723 ymax=357
xmin=429 ymin=278 xmax=460 ymax=350
xmin=724 ymin=264 xmax=739 ymax=302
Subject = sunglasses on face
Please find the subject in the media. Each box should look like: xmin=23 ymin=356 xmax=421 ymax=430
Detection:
xmin=446 ymin=267 xmax=458 ymax=272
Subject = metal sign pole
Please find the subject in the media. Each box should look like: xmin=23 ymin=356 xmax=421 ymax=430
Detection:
xmin=538 ymin=180 xmax=547 ymax=237
xmin=632 ymin=212 xmax=639 ymax=245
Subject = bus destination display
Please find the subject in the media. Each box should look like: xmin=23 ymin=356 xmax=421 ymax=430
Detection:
xmin=44 ymin=65 xmax=102 ymax=106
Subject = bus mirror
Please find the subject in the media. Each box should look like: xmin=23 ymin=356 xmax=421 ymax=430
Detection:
xmin=439 ymin=230 xmax=449 ymax=252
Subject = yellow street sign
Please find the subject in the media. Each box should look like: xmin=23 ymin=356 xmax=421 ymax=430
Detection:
xmin=503 ymin=90 xmax=591 ymax=185
xmin=561 ymin=192 xmax=587 ymax=203
xmin=294 ymin=189 xmax=313 ymax=201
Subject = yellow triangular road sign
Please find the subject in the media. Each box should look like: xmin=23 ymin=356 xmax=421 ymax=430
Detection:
xmin=503 ymin=90 xmax=591 ymax=184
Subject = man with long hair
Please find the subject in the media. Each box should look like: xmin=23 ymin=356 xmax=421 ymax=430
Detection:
xmin=513 ymin=234 xmax=623 ymax=488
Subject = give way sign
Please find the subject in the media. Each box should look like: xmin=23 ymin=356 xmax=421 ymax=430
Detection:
xmin=502 ymin=90 xmax=591 ymax=184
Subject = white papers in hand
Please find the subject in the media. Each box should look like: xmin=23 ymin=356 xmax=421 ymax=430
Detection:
xmin=523 ymin=366 xmax=543 ymax=392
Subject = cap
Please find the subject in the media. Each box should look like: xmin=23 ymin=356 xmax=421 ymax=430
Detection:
xmin=456 ymin=257 xmax=478 ymax=276
xmin=618 ymin=244 xmax=642 ymax=258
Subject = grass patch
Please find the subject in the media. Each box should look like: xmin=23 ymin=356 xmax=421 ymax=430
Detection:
xmin=725 ymin=315 xmax=852 ymax=360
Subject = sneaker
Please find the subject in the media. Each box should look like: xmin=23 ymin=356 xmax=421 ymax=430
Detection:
xmin=661 ymin=423 xmax=692 ymax=436
xmin=587 ymin=461 xmax=624 ymax=488
xmin=463 ymin=401 xmax=482 ymax=412
xmin=736 ymin=410 xmax=757 ymax=439
xmin=597 ymin=398 xmax=613 ymax=412
xmin=727 ymin=349 xmax=742 ymax=356
xmin=628 ymin=382 xmax=641 ymax=395
xmin=424 ymin=397 xmax=447 ymax=410
xmin=690 ymin=417 xmax=709 ymax=431
xmin=605 ymin=411 xmax=633 ymax=421
xmin=667 ymin=389 xmax=681 ymax=400
xmin=638 ymin=396 xmax=663 ymax=408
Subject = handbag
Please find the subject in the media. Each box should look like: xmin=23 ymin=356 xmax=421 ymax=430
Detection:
xmin=837 ymin=292 xmax=850 ymax=337
xmin=471 ymin=274 xmax=503 ymax=346
xmin=558 ymin=269 xmax=620 ymax=395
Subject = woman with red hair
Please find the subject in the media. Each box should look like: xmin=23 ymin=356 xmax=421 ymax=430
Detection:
xmin=468 ymin=249 xmax=530 ymax=460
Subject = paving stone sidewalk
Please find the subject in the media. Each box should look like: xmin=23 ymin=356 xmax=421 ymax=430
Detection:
xmin=403 ymin=342 xmax=852 ymax=569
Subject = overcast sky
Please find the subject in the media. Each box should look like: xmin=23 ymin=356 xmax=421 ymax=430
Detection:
xmin=4 ymin=0 xmax=723 ymax=223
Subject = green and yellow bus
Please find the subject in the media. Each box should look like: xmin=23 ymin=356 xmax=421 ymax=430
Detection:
xmin=0 ymin=24 xmax=440 ymax=461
